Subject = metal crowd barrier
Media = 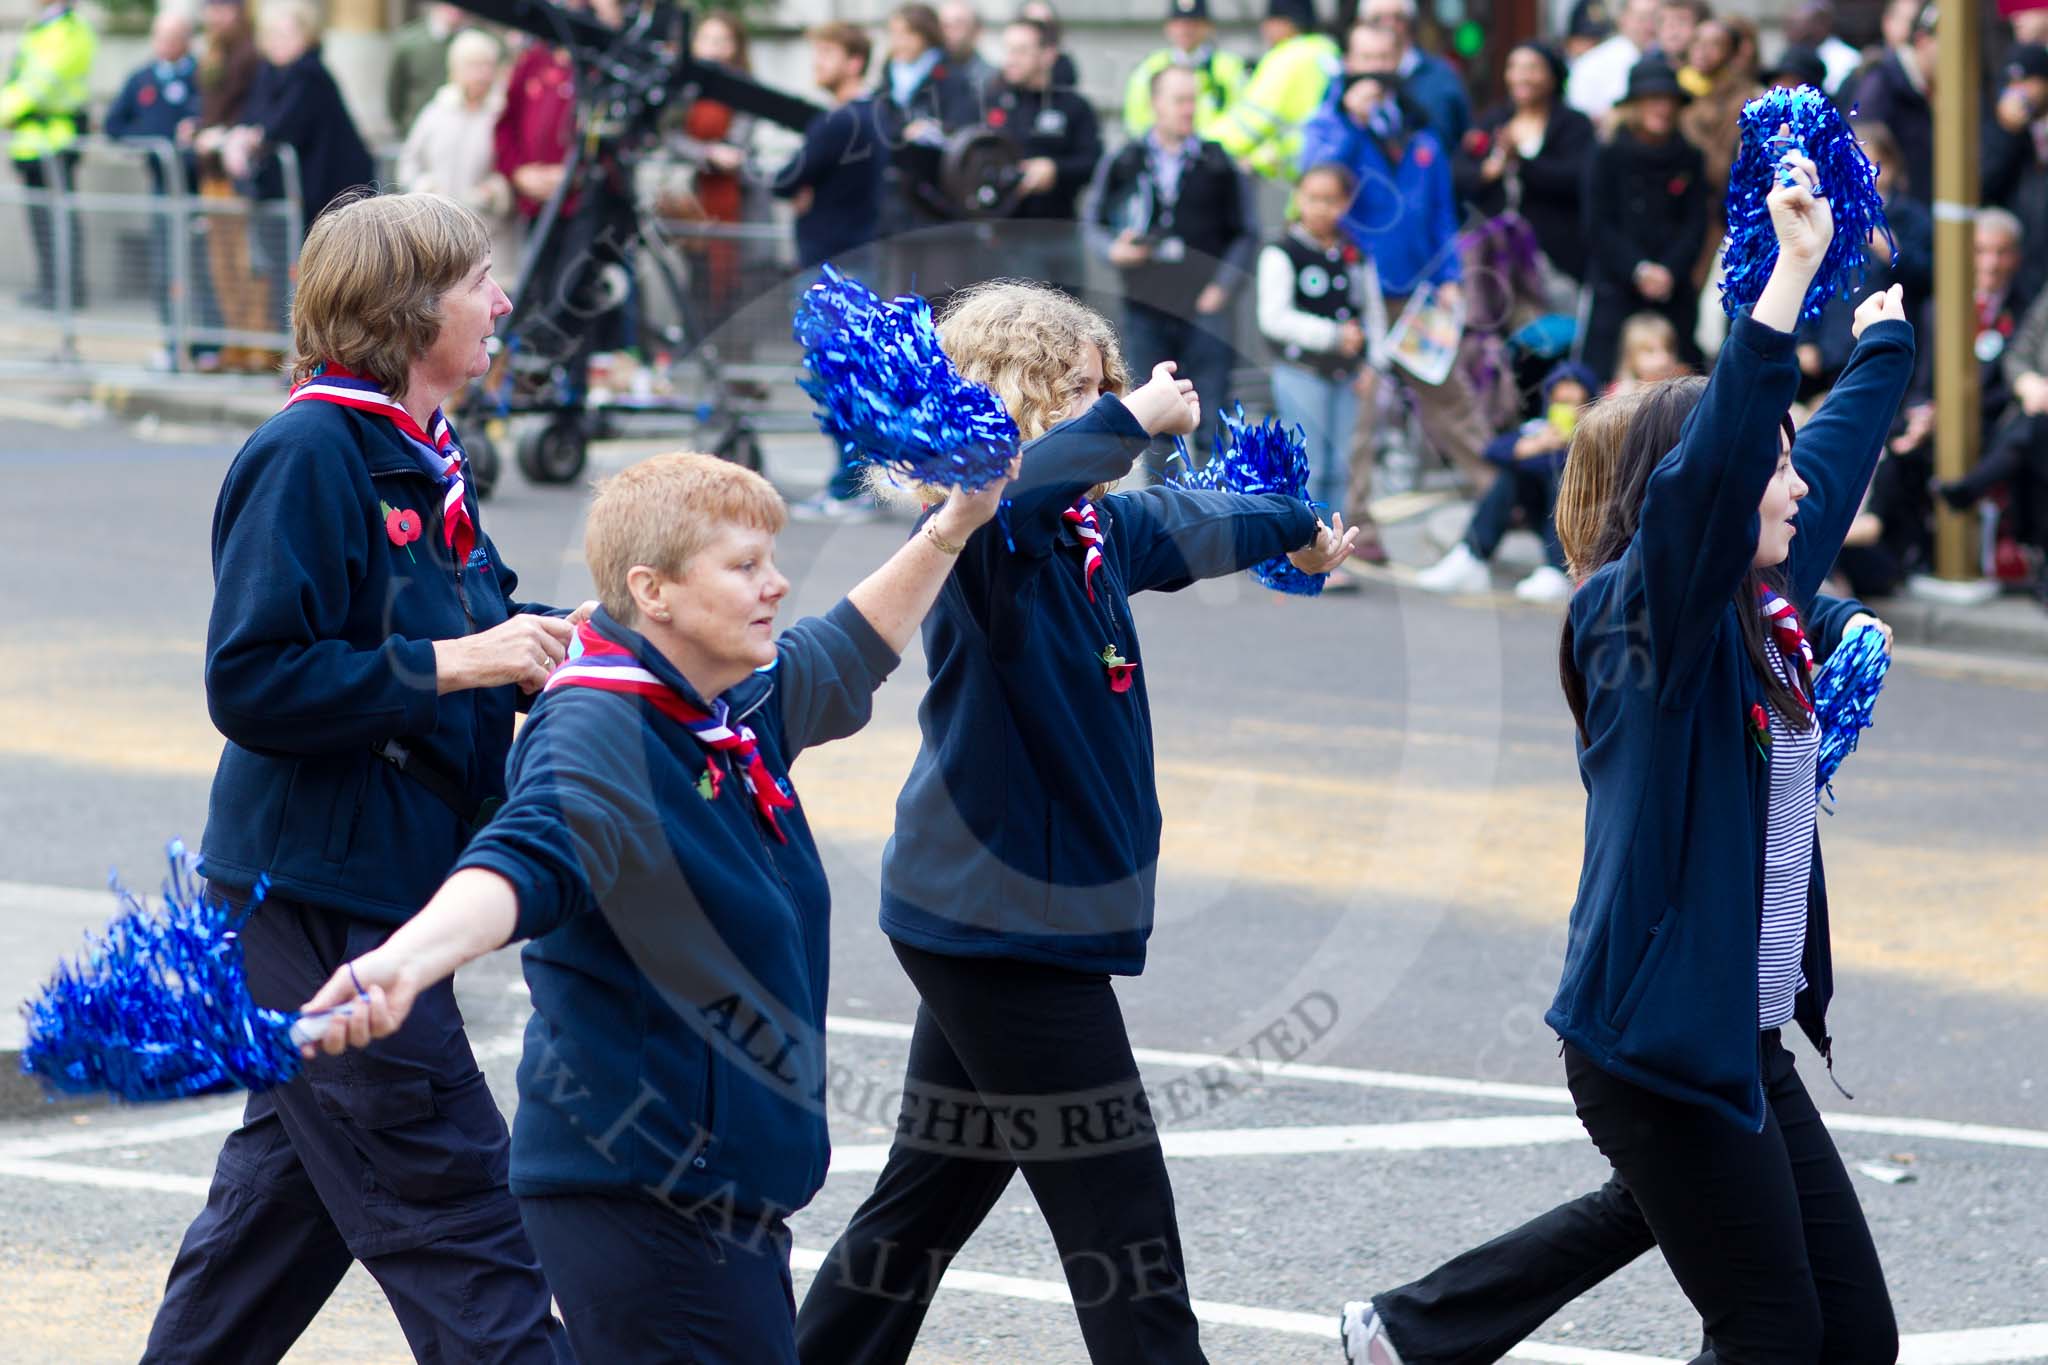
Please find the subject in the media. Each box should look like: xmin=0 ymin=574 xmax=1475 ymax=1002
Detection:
xmin=0 ymin=133 xmax=303 ymax=372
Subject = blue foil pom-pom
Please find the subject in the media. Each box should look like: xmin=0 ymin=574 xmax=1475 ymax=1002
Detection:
xmin=1720 ymin=86 xmax=1895 ymax=323
xmin=793 ymin=266 xmax=1019 ymax=491
xmin=1171 ymin=407 xmax=1325 ymax=596
xmin=20 ymin=843 xmax=309 ymax=1103
xmin=1812 ymin=624 xmax=1891 ymax=797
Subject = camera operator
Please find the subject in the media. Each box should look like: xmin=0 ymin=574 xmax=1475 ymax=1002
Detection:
xmin=981 ymin=16 xmax=1100 ymax=293
xmin=1090 ymin=62 xmax=1257 ymax=472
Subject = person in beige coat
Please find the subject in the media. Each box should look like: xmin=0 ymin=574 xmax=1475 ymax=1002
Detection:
xmin=398 ymin=28 xmax=521 ymax=276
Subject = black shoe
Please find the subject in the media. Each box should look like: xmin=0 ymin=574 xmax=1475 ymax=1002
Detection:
xmin=1932 ymin=478 xmax=1977 ymax=512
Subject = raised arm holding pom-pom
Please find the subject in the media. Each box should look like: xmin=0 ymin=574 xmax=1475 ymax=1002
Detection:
xmin=1750 ymin=141 xmax=1833 ymax=334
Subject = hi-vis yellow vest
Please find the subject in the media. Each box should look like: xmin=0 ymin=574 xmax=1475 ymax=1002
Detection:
xmin=2 ymin=6 xmax=97 ymax=160
xmin=1212 ymin=31 xmax=1337 ymax=182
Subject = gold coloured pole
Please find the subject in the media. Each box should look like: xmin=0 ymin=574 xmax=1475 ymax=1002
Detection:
xmin=1932 ymin=0 xmax=1983 ymax=581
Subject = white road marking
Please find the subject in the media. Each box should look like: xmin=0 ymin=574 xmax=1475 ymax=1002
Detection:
xmin=0 ymin=1147 xmax=2042 ymax=1363
xmin=828 ymin=1115 xmax=1591 ymax=1172
xmin=826 ymin=1015 xmax=2048 ymax=1152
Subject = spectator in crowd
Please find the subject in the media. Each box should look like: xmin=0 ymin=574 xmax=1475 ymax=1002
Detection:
xmin=1580 ymin=58 xmax=1705 ymax=380
xmin=1124 ymin=0 xmax=1248 ymax=141
xmin=937 ymin=0 xmax=996 ymax=99
xmin=983 ymin=17 xmax=1100 ymax=289
xmin=399 ymin=29 xmax=520 ymax=278
xmin=187 ymin=0 xmax=262 ymax=371
xmin=1092 ymin=63 xmax=1257 ymax=469
xmin=1414 ymin=361 xmax=1595 ymax=601
xmin=105 ymin=8 xmax=199 ymax=367
xmin=1605 ymin=309 xmax=1686 ymax=394
xmin=775 ymin=23 xmax=884 ymax=271
xmin=1016 ymin=0 xmax=1080 ymax=88
xmin=387 ymin=3 xmax=470 ymax=142
xmin=1853 ymin=0 xmax=1936 ymax=207
xmin=780 ymin=22 xmax=887 ymax=523
xmin=1796 ymin=120 xmax=1931 ymax=398
xmin=495 ymin=17 xmax=574 ymax=225
xmin=1679 ymin=16 xmax=1760 ymax=286
xmin=1304 ymin=21 xmax=1496 ymax=515
xmin=1933 ymin=214 xmax=2048 ymax=600
xmin=873 ymin=1 xmax=982 ymax=297
xmin=2016 ymin=7 xmax=2048 ymax=44
xmin=219 ymin=0 xmax=374 ymax=232
xmin=1567 ymin=0 xmax=1657 ymax=121
xmin=670 ymin=12 xmax=766 ymax=343
xmin=106 ymin=9 xmax=197 ymax=145
xmin=3 ymin=0 xmax=94 ymax=309
xmin=1563 ymin=0 xmax=1614 ymax=63
xmin=1657 ymin=0 xmax=1706 ymax=75
xmin=1453 ymin=40 xmax=1595 ymax=295
xmin=1360 ymin=0 xmax=1470 ymax=144
xmin=1983 ymin=42 xmax=2048 ymax=301
xmin=1760 ymin=43 xmax=1831 ymax=95
xmin=1970 ymin=207 xmax=2033 ymax=427
xmin=1783 ymin=1 xmax=1861 ymax=97
xmin=1214 ymin=0 xmax=1340 ymax=183
xmin=1258 ymin=159 xmax=1372 ymax=581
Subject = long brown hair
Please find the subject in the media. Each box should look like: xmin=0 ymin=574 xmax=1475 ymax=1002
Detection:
xmin=1555 ymin=377 xmax=1812 ymax=743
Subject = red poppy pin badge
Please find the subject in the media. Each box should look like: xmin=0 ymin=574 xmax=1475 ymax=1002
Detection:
xmin=382 ymin=500 xmax=423 ymax=561
xmin=1747 ymin=702 xmax=1771 ymax=759
xmin=1099 ymin=644 xmax=1137 ymax=694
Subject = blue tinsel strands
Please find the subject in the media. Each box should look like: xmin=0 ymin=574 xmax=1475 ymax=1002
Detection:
xmin=1172 ymin=407 xmax=1325 ymax=596
xmin=20 ymin=843 xmax=306 ymax=1102
xmin=1812 ymin=624 xmax=1892 ymax=797
xmin=1719 ymin=86 xmax=1895 ymax=323
xmin=793 ymin=265 xmax=1019 ymax=491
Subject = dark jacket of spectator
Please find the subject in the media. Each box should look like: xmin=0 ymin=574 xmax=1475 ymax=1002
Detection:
xmin=1851 ymin=52 xmax=1932 ymax=206
xmin=874 ymin=54 xmax=981 ymax=231
xmin=1300 ymin=90 xmax=1463 ymax=296
xmin=1092 ymin=133 xmax=1257 ymax=312
xmin=1984 ymin=120 xmax=2048 ymax=303
xmin=1452 ymin=100 xmax=1596 ymax=282
xmin=240 ymin=45 xmax=374 ymax=227
xmin=1401 ymin=49 xmax=1471 ymax=145
xmin=105 ymin=54 xmax=198 ymax=143
xmin=774 ymin=95 xmax=885 ymax=266
xmin=1797 ymin=194 xmax=1933 ymax=391
xmin=984 ymin=79 xmax=1101 ymax=220
xmin=1580 ymin=126 xmax=1707 ymax=378
xmin=495 ymin=45 xmax=575 ymax=220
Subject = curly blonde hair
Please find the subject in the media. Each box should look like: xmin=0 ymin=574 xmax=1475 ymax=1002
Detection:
xmin=936 ymin=280 xmax=1131 ymax=441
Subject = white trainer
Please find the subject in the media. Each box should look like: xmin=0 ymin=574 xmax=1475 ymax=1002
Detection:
xmin=1414 ymin=542 xmax=1491 ymax=595
xmin=1339 ymin=1301 xmax=1406 ymax=1364
xmin=1513 ymin=563 xmax=1573 ymax=603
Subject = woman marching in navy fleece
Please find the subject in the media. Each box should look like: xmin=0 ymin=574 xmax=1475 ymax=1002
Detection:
xmin=300 ymin=449 xmax=1016 ymax=1363
xmin=1340 ymin=153 xmax=1918 ymax=1364
xmin=796 ymin=281 xmax=1358 ymax=1365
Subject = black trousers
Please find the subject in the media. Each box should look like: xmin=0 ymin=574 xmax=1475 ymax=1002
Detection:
xmin=1377 ymin=1033 xmax=1896 ymax=1365
xmin=16 ymin=152 xmax=84 ymax=304
xmin=521 ymin=1193 xmax=796 ymax=1364
xmin=142 ymin=897 xmax=571 ymax=1365
xmin=1955 ymin=411 xmax=2048 ymax=548
xmin=1123 ymin=298 xmax=1235 ymax=471
xmin=1464 ymin=462 xmax=1565 ymax=570
xmin=796 ymin=939 xmax=1207 ymax=1365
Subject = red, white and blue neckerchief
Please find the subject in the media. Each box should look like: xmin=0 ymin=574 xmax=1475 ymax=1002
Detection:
xmin=1062 ymin=498 xmax=1103 ymax=602
xmin=545 ymin=621 xmax=797 ymax=841
xmin=1758 ymin=582 xmax=1815 ymax=712
xmin=286 ymin=365 xmax=477 ymax=564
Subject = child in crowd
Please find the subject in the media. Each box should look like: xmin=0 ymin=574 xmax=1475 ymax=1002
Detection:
xmin=1606 ymin=311 xmax=1688 ymax=395
xmin=797 ymin=281 xmax=1356 ymax=1365
xmin=1414 ymin=362 xmax=1596 ymax=602
xmin=1257 ymin=160 xmax=1375 ymax=589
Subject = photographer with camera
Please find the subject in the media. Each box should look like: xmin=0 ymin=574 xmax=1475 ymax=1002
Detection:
xmin=875 ymin=1 xmax=981 ymax=299
xmin=1091 ymin=63 xmax=1256 ymax=472
xmin=982 ymin=16 xmax=1100 ymax=293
